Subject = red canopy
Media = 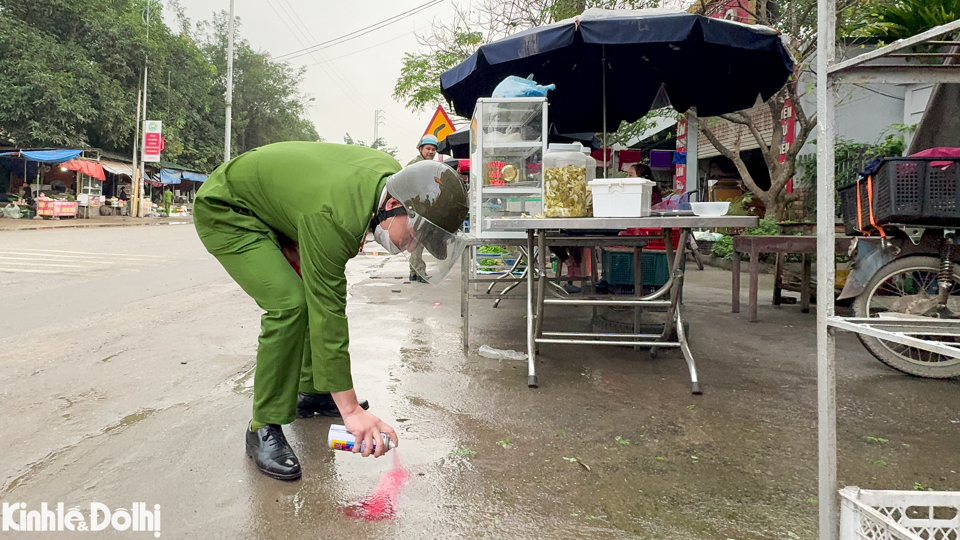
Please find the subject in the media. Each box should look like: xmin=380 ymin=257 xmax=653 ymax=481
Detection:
xmin=60 ymin=159 xmax=105 ymax=181
xmin=910 ymin=147 xmax=960 ymax=168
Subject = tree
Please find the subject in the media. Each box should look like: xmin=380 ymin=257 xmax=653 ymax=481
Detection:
xmin=862 ymin=0 xmax=960 ymax=39
xmin=393 ymin=7 xmax=484 ymax=112
xmin=199 ymin=12 xmax=319 ymax=157
xmin=394 ymin=1 xmax=655 ymax=113
xmin=343 ymin=133 xmax=397 ymax=158
xmin=0 ymin=0 xmax=319 ymax=173
xmin=692 ymin=0 xmax=873 ymax=220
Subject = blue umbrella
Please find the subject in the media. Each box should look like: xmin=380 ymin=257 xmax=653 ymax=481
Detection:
xmin=440 ymin=8 xmax=794 ymax=135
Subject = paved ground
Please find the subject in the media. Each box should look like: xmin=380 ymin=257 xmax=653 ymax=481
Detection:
xmin=0 ymin=214 xmax=191 ymax=231
xmin=0 ymin=226 xmax=957 ymax=539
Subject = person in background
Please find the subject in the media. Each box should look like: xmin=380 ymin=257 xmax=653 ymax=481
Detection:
xmin=163 ymin=187 xmax=174 ymax=216
xmin=627 ymin=163 xmax=662 ymax=205
xmin=405 ymin=134 xmax=440 ymax=282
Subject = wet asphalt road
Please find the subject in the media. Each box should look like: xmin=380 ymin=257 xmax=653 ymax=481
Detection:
xmin=0 ymin=225 xmax=958 ymax=539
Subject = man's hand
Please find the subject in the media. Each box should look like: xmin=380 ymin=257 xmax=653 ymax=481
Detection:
xmin=342 ymin=409 xmax=398 ymax=457
xmin=332 ymin=388 xmax=398 ymax=457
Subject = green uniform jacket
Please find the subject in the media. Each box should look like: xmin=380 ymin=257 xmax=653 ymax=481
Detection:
xmin=163 ymin=190 xmax=173 ymax=204
xmin=195 ymin=142 xmax=402 ymax=391
xmin=407 ymin=155 xmax=425 ymax=166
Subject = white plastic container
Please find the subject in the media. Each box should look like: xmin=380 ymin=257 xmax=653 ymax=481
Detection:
xmin=580 ymin=146 xmax=597 ymax=216
xmin=579 ymin=145 xmax=597 ymax=183
xmin=589 ymin=178 xmax=655 ymax=217
xmin=839 ymin=486 xmax=960 ymax=540
xmin=543 ymin=143 xmax=587 ymax=217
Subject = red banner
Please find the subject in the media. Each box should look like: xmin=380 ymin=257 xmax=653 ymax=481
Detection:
xmin=675 ymin=116 xmax=688 ymax=192
xmin=37 ymin=199 xmax=77 ymax=217
xmin=780 ymin=99 xmax=796 ymax=193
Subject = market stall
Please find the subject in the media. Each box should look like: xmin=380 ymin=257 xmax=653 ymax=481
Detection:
xmin=441 ymin=8 xmax=793 ymax=389
xmin=0 ymin=149 xmax=87 ymax=219
xmin=60 ymin=158 xmax=106 ymax=218
xmin=487 ymin=216 xmax=756 ymax=389
xmin=36 ymin=197 xmax=78 ymax=218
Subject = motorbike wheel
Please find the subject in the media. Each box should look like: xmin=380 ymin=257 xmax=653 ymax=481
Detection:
xmin=853 ymin=255 xmax=960 ymax=378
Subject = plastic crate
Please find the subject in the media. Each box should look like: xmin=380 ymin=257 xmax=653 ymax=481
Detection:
xmin=620 ymin=228 xmax=682 ymax=250
xmin=839 ymin=157 xmax=960 ymax=235
xmin=840 ymin=486 xmax=960 ymax=540
xmin=602 ymin=250 xmax=676 ymax=287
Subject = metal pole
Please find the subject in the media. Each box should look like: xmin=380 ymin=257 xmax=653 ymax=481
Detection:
xmin=374 ymin=110 xmax=384 ymax=147
xmin=816 ymin=0 xmax=838 ymax=533
xmin=138 ymin=1 xmax=151 ymax=218
xmin=601 ymin=45 xmax=608 ymax=178
xmin=132 ymin=86 xmax=142 ymax=218
xmin=224 ymin=0 xmax=235 ymax=162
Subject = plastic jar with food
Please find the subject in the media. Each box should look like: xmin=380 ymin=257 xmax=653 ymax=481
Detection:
xmin=542 ymin=143 xmax=587 ymax=217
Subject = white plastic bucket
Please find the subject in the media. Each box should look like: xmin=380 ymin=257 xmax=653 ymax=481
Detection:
xmin=588 ymin=178 xmax=654 ymax=217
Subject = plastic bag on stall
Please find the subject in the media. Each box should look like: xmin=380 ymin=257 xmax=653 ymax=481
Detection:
xmin=478 ymin=345 xmax=527 ymax=361
xmin=492 ymin=75 xmax=556 ymax=98
xmin=654 ymin=192 xmax=692 ymax=211
xmin=3 ymin=203 xmax=22 ymax=219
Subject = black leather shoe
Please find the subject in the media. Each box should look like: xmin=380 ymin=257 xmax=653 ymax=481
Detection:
xmin=245 ymin=423 xmax=301 ymax=481
xmin=296 ymin=392 xmax=370 ymax=418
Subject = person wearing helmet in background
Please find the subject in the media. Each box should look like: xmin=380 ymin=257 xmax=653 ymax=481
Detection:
xmin=194 ymin=142 xmax=468 ymax=481
xmin=404 ymin=134 xmax=440 ymax=282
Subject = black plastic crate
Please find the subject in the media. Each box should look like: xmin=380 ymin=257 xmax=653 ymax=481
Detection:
xmin=839 ymin=157 xmax=960 ymax=235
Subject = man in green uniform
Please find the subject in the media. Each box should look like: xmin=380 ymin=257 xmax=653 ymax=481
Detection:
xmin=163 ymin=187 xmax=174 ymax=216
xmin=194 ymin=142 xmax=468 ymax=480
xmin=406 ymin=134 xmax=439 ymax=283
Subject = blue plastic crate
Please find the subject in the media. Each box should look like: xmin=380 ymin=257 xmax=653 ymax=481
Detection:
xmin=602 ymin=250 xmax=676 ymax=287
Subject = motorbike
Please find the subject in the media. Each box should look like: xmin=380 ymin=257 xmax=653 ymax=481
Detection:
xmin=841 ymin=224 xmax=960 ymax=378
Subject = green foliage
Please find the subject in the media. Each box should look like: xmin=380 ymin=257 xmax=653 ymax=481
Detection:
xmin=711 ymin=218 xmax=781 ymax=260
xmin=394 ymin=1 xmax=658 ymax=114
xmin=726 ymin=193 xmax=756 ymax=217
xmin=612 ymin=109 xmax=681 ymax=146
xmin=343 ymin=133 xmax=397 ymax=158
xmin=449 ymin=446 xmax=477 ymax=458
xmin=393 ymin=29 xmax=483 ymax=112
xmin=862 ymin=0 xmax=960 ymax=40
xmin=797 ymin=126 xmax=911 ymax=219
xmin=0 ymin=1 xmax=318 ymax=173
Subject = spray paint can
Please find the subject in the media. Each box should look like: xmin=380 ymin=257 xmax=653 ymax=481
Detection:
xmin=328 ymin=424 xmax=395 ymax=454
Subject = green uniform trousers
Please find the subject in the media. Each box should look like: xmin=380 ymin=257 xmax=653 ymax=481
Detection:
xmin=408 ymin=244 xmax=426 ymax=277
xmin=206 ymin=231 xmax=325 ymax=426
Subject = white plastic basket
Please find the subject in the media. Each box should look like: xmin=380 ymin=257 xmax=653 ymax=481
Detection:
xmin=588 ymin=178 xmax=654 ymax=217
xmin=840 ymin=486 xmax=960 ymax=540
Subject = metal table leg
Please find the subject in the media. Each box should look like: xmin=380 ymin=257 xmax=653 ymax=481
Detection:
xmin=461 ymin=246 xmax=470 ymax=356
xmin=535 ymin=230 xmax=547 ymax=356
xmin=675 ymin=308 xmax=702 ymax=394
xmin=526 ymin=230 xmax=538 ymax=388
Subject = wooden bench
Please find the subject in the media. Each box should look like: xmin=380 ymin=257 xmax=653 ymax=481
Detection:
xmin=732 ymin=236 xmax=856 ymax=322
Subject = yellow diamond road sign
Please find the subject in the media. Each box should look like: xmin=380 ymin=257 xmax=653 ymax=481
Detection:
xmin=423 ymin=105 xmax=455 ymax=142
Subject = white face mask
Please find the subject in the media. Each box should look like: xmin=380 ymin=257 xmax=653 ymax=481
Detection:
xmin=374 ymin=223 xmax=401 ymax=254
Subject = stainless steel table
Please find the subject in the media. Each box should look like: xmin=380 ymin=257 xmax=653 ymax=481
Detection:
xmin=486 ymin=216 xmax=759 ymax=392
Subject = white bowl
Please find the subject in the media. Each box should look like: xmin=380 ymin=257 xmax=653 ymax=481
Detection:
xmin=689 ymin=202 xmax=730 ymax=216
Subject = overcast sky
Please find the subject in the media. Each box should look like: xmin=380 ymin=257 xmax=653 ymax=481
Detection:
xmin=169 ymin=0 xmax=460 ymax=164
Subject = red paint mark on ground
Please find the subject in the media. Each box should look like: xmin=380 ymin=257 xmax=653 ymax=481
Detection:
xmin=339 ymin=451 xmax=410 ymax=522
